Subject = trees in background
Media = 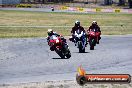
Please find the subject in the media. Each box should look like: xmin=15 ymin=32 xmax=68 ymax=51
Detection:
xmin=118 ymin=0 xmax=125 ymax=5
xmin=20 ymin=0 xmax=132 ymax=8
xmin=118 ymin=0 xmax=132 ymax=8
xmin=103 ymin=0 xmax=126 ymax=5
xmin=128 ymin=0 xmax=132 ymax=8
xmin=104 ymin=0 xmax=132 ymax=8
xmin=104 ymin=0 xmax=112 ymax=5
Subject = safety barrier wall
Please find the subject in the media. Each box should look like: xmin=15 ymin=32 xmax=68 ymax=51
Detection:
xmin=60 ymin=6 xmax=132 ymax=13
xmin=16 ymin=4 xmax=32 ymax=8
xmin=14 ymin=4 xmax=132 ymax=13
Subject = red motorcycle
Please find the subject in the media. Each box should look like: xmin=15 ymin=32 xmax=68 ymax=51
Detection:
xmin=48 ymin=35 xmax=71 ymax=58
xmin=88 ymin=29 xmax=101 ymax=50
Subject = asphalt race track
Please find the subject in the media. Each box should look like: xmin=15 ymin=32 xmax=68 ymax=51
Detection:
xmin=0 ymin=35 xmax=132 ymax=84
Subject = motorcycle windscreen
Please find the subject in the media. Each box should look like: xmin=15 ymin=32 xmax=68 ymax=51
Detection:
xmin=76 ymin=29 xmax=82 ymax=34
xmin=91 ymin=28 xmax=98 ymax=32
xmin=50 ymin=35 xmax=58 ymax=40
xmin=75 ymin=29 xmax=84 ymax=40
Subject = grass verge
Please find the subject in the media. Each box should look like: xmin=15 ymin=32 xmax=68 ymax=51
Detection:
xmin=0 ymin=10 xmax=132 ymax=38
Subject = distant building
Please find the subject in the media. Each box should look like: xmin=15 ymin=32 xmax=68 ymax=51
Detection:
xmin=0 ymin=0 xmax=21 ymax=5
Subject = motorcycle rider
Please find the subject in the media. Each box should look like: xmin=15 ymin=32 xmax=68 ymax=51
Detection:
xmin=87 ymin=21 xmax=101 ymax=44
xmin=47 ymin=29 xmax=67 ymax=51
xmin=70 ymin=20 xmax=88 ymax=46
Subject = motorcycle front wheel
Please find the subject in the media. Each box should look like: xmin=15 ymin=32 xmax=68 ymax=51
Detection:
xmin=63 ymin=45 xmax=71 ymax=58
xmin=66 ymin=50 xmax=71 ymax=58
xmin=78 ymin=42 xmax=85 ymax=53
xmin=89 ymin=39 xmax=95 ymax=50
xmin=55 ymin=48 xmax=65 ymax=59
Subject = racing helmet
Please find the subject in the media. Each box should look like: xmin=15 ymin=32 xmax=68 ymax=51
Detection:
xmin=47 ymin=29 xmax=53 ymax=36
xmin=75 ymin=20 xmax=80 ymax=27
xmin=92 ymin=21 xmax=97 ymax=26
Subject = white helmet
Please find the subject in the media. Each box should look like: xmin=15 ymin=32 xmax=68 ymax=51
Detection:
xmin=75 ymin=20 xmax=80 ymax=26
xmin=48 ymin=29 xmax=53 ymax=32
xmin=47 ymin=29 xmax=53 ymax=36
xmin=92 ymin=21 xmax=97 ymax=25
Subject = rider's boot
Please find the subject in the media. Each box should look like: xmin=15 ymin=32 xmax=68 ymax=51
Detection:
xmin=97 ymin=36 xmax=101 ymax=44
xmin=97 ymin=41 xmax=99 ymax=44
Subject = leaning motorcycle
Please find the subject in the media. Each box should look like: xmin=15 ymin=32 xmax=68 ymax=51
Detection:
xmin=74 ymin=29 xmax=87 ymax=53
xmin=48 ymin=35 xmax=71 ymax=58
xmin=88 ymin=29 xmax=100 ymax=50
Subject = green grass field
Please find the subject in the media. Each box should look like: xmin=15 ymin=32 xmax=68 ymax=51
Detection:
xmin=0 ymin=10 xmax=132 ymax=38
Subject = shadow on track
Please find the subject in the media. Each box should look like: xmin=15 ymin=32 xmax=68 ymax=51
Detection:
xmin=52 ymin=57 xmax=70 ymax=59
xmin=73 ymin=52 xmax=90 ymax=53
